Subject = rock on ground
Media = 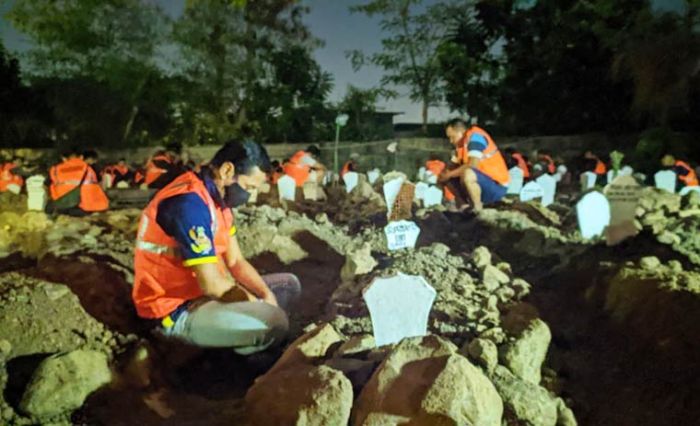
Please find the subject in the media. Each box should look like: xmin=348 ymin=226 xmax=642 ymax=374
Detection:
xmin=354 ymin=335 xmax=503 ymax=426
xmin=245 ymin=364 xmax=353 ymax=426
xmin=20 ymin=350 xmax=112 ymax=418
xmin=267 ymin=323 xmax=343 ymax=374
xmin=501 ymin=313 xmax=551 ymax=385
xmin=490 ymin=366 xmax=558 ymax=426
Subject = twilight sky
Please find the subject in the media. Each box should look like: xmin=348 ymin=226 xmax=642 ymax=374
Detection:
xmin=0 ymin=0 xmax=687 ymax=123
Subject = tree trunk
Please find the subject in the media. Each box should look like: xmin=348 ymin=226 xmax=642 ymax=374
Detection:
xmin=122 ymin=105 xmax=139 ymax=144
xmin=421 ymin=99 xmax=429 ymax=134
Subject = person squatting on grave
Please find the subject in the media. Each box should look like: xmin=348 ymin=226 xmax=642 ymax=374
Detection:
xmin=283 ymin=145 xmax=327 ymax=187
xmin=48 ymin=146 xmax=109 ymax=216
xmin=438 ymin=118 xmax=510 ymax=211
xmin=132 ymin=140 xmax=301 ymax=354
xmin=661 ymin=154 xmax=698 ymax=189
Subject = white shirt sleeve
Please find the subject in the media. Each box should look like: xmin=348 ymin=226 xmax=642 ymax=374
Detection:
xmin=468 ymin=150 xmax=484 ymax=159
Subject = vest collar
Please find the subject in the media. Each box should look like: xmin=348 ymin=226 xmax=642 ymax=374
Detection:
xmin=198 ymin=171 xmax=226 ymax=208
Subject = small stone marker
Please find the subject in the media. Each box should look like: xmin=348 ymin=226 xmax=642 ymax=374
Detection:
xmin=367 ymin=169 xmax=381 ymax=185
xmin=654 ymin=170 xmax=676 ymax=193
xmin=363 ymin=272 xmax=436 ymax=347
xmin=308 ymin=170 xmax=318 ymax=185
xmin=384 ymin=220 xmax=420 ymax=251
xmin=507 ymin=167 xmax=524 ymax=195
xmin=679 ymin=186 xmax=700 ymax=196
xmin=116 ymin=181 xmax=129 ymax=189
xmin=581 ymin=171 xmax=597 ymax=190
xmin=620 ymin=166 xmax=633 ymax=176
xmin=26 ymin=175 xmax=47 ymax=211
xmin=554 ymin=164 xmax=568 ymax=183
xmin=603 ymin=176 xmax=641 ymax=245
xmin=417 ymin=167 xmax=426 ymax=182
xmin=576 ymin=191 xmax=611 ymax=239
xmin=519 ymin=181 xmax=544 ymax=202
xmin=7 ymin=184 xmax=21 ymax=194
xmin=423 ymin=186 xmax=443 ymax=207
xmin=415 ymin=182 xmax=429 ymax=201
xmin=343 ymin=172 xmax=359 ymax=193
xmin=101 ymin=174 xmax=113 ymax=190
xmin=277 ymin=175 xmax=296 ymax=201
xmin=535 ymin=174 xmax=557 ymax=207
xmin=383 ymin=178 xmax=404 ymax=218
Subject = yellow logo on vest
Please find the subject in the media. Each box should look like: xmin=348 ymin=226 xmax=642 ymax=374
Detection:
xmin=188 ymin=226 xmax=213 ymax=255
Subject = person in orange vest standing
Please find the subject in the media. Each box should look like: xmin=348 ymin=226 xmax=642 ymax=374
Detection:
xmin=0 ymin=156 xmax=24 ymax=193
xmin=49 ymin=148 xmax=109 ymax=215
xmin=282 ymin=145 xmax=326 ymax=187
xmin=503 ymin=147 xmax=531 ymax=180
xmin=439 ymin=118 xmax=510 ymax=211
xmin=661 ymin=155 xmax=698 ymax=189
xmin=132 ymin=140 xmax=301 ymax=353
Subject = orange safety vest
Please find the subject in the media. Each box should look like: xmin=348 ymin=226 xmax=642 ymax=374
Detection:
xmin=542 ymin=155 xmax=556 ymax=174
xmin=594 ymin=158 xmax=607 ymax=175
xmin=49 ymin=158 xmax=109 ymax=212
xmin=132 ymin=172 xmax=234 ymax=319
xmin=456 ymin=126 xmax=510 ymax=186
xmin=676 ymin=160 xmax=699 ymax=187
xmin=282 ymin=151 xmax=311 ymax=187
xmin=144 ymin=154 xmax=172 ymax=186
xmin=0 ymin=163 xmax=23 ymax=192
xmin=511 ymin=153 xmax=531 ymax=178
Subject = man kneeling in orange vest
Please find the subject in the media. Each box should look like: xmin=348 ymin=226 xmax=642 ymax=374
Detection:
xmin=439 ymin=118 xmax=510 ymax=212
xmin=132 ymin=140 xmax=300 ymax=354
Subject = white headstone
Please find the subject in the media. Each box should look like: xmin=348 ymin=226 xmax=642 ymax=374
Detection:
xmin=606 ymin=170 xmax=617 ymax=184
xmin=343 ymin=171 xmax=359 ymax=193
xmin=654 ymin=170 xmax=676 ymax=193
xmin=679 ymin=186 xmax=700 ymax=196
xmin=363 ymin=273 xmax=436 ymax=347
xmin=308 ymin=170 xmax=318 ymax=185
xmin=581 ymin=171 xmax=597 ymax=190
xmin=322 ymin=171 xmax=332 ymax=186
xmin=6 ymin=184 xmax=21 ymax=194
xmin=384 ymin=220 xmax=420 ymax=251
xmin=277 ymin=175 xmax=296 ymax=201
xmin=303 ymin=182 xmax=319 ymax=201
xmin=576 ymin=191 xmax=611 ymax=239
xmin=603 ymin=176 xmax=642 ymax=245
xmin=414 ymin=182 xmax=429 ymax=201
xmin=507 ymin=167 xmax=524 ymax=195
xmin=519 ymin=181 xmax=544 ymax=202
xmin=620 ymin=165 xmax=634 ymax=176
xmin=116 ymin=181 xmax=129 ymax=189
xmin=417 ymin=167 xmax=427 ymax=182
xmin=383 ymin=178 xmax=404 ymax=218
xmin=26 ymin=175 xmax=47 ymax=211
xmin=425 ymin=171 xmax=438 ymax=185
xmin=423 ymin=186 xmax=443 ymax=207
xmin=101 ymin=174 xmax=113 ymax=189
xmin=367 ymin=169 xmax=381 ymax=185
xmin=535 ymin=174 xmax=557 ymax=207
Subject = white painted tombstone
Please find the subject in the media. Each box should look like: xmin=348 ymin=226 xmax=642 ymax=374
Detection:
xmin=519 ymin=181 xmax=544 ymax=202
xmin=581 ymin=171 xmax=597 ymax=190
xmin=417 ymin=167 xmax=427 ymax=182
xmin=26 ymin=175 xmax=47 ymax=211
xmin=620 ymin=165 xmax=633 ymax=176
xmin=116 ymin=181 xmax=129 ymax=189
xmin=101 ymin=173 xmax=113 ymax=190
xmin=554 ymin=164 xmax=568 ymax=183
xmin=363 ymin=272 xmax=436 ymax=347
xmin=414 ymin=182 xmax=429 ymax=201
xmin=654 ymin=170 xmax=676 ymax=193
xmin=576 ymin=191 xmax=611 ymax=239
xmin=603 ymin=176 xmax=642 ymax=245
xmin=536 ymin=174 xmax=557 ymax=207
xmin=425 ymin=171 xmax=438 ymax=185
xmin=277 ymin=175 xmax=296 ymax=201
xmin=6 ymin=184 xmax=21 ymax=194
xmin=507 ymin=167 xmax=524 ymax=195
xmin=423 ymin=186 xmax=443 ymax=207
xmin=367 ymin=169 xmax=381 ymax=185
xmin=384 ymin=220 xmax=420 ymax=251
xmin=679 ymin=186 xmax=700 ymax=196
xmin=303 ymin=182 xmax=320 ymax=201
xmin=322 ymin=171 xmax=332 ymax=186
xmin=383 ymin=178 xmax=404 ymax=218
xmin=343 ymin=171 xmax=359 ymax=193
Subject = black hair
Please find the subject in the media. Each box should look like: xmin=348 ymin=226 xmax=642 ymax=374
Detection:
xmin=306 ymin=145 xmax=321 ymax=158
xmin=83 ymin=150 xmax=98 ymax=160
xmin=210 ymin=140 xmax=271 ymax=175
xmin=166 ymin=141 xmax=183 ymax=155
xmin=118 ymin=158 xmax=126 ymax=162
xmin=445 ymin=118 xmax=469 ymax=130
xmin=504 ymin=147 xmax=516 ymax=155
xmin=60 ymin=145 xmax=81 ymax=158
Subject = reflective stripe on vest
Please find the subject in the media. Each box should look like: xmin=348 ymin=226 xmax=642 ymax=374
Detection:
xmin=136 ymin=240 xmax=179 ymax=257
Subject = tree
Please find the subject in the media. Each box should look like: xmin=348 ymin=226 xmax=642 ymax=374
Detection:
xmin=348 ymin=0 xmax=446 ymax=134
xmin=6 ymin=0 xmax=170 ymax=146
xmin=173 ymin=0 xmax=317 ymax=143
xmin=338 ymin=85 xmax=394 ymax=141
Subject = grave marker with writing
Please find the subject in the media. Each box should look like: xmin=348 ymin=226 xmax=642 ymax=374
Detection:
xmin=520 ymin=181 xmax=544 ymax=202
xmin=535 ymin=174 xmax=557 ymax=207
xmin=363 ymin=273 xmax=436 ymax=347
xmin=26 ymin=175 xmax=47 ymax=211
xmin=384 ymin=220 xmax=420 ymax=251
xmin=603 ymin=176 xmax=641 ymax=245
